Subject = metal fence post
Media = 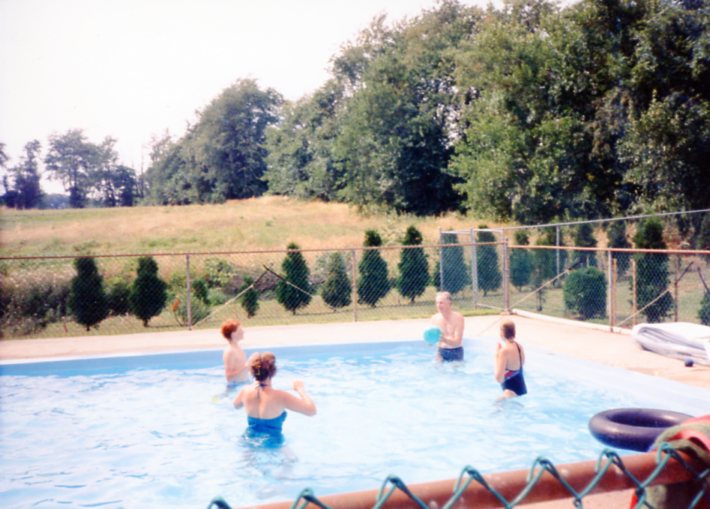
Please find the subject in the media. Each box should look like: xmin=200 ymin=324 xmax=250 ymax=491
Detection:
xmin=631 ymin=258 xmax=637 ymax=327
xmin=186 ymin=254 xmax=192 ymax=330
xmin=503 ymin=237 xmax=510 ymax=314
xmin=610 ymin=256 xmax=618 ymax=331
xmin=607 ymin=250 xmax=612 ymax=328
xmin=555 ymin=226 xmax=561 ymax=276
xmin=438 ymin=228 xmax=444 ymax=292
xmin=351 ymin=249 xmax=358 ymax=322
xmin=470 ymin=228 xmax=479 ymax=308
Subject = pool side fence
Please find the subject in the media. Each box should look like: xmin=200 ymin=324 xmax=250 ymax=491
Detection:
xmin=2 ymin=238 xmax=710 ymax=338
xmin=211 ymin=446 xmax=708 ymax=509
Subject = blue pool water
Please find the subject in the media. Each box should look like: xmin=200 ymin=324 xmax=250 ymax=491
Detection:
xmin=1 ymin=338 xmax=707 ymax=509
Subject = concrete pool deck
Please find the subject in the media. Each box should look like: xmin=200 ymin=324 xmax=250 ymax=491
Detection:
xmin=1 ymin=311 xmax=709 ymax=390
xmin=1 ymin=312 xmax=708 ymax=508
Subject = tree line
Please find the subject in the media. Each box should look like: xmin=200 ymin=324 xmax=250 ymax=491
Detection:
xmin=0 ymin=132 xmax=140 ymax=209
xmin=2 ymin=0 xmax=708 ymax=225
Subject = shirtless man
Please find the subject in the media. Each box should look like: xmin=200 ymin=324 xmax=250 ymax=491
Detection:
xmin=430 ymin=291 xmax=465 ymax=362
xmin=221 ymin=319 xmax=249 ymax=385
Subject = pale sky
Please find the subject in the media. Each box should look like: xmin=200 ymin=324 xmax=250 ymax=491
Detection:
xmin=1 ymin=0 xmax=510 ymax=178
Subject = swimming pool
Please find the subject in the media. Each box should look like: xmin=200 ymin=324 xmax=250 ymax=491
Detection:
xmin=1 ymin=338 xmax=707 ymax=509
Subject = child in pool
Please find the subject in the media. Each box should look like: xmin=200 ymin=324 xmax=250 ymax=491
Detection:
xmin=222 ymin=319 xmax=249 ymax=385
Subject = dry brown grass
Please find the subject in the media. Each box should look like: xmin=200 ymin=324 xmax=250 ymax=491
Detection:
xmin=1 ymin=197 xmax=504 ymax=257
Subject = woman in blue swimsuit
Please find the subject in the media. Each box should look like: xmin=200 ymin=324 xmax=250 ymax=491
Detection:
xmin=494 ymin=320 xmax=527 ymax=399
xmin=233 ymin=352 xmax=317 ymax=447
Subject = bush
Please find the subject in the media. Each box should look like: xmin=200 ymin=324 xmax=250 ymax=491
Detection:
xmin=699 ymin=291 xmax=710 ymax=325
xmin=633 ymin=218 xmax=673 ymax=323
xmin=208 ymin=288 xmax=230 ymax=306
xmin=477 ymin=226 xmax=501 ymax=296
xmin=534 ymin=227 xmax=567 ymax=283
xmin=436 ymin=232 xmax=470 ymax=294
xmin=322 ymin=252 xmax=352 ymax=309
xmin=607 ymin=222 xmax=631 ymax=277
xmin=69 ymin=257 xmax=109 ymax=331
xmin=510 ymin=231 xmax=533 ymax=291
xmin=695 ymin=214 xmax=710 ymax=264
xmin=191 ymin=278 xmax=209 ymax=304
xmin=203 ymin=258 xmax=236 ymax=288
xmin=129 ymin=257 xmax=168 ymax=327
xmin=573 ymin=223 xmax=598 ymax=267
xmin=276 ymin=242 xmax=313 ymax=314
xmin=563 ymin=267 xmax=607 ymax=320
xmin=240 ymin=276 xmax=260 ymax=318
xmin=397 ymin=226 xmax=428 ymax=303
xmin=106 ymin=277 xmax=131 ymax=316
xmin=358 ymin=230 xmax=391 ymax=307
xmin=170 ymin=291 xmax=210 ymax=326
xmin=0 ymin=273 xmax=71 ymax=336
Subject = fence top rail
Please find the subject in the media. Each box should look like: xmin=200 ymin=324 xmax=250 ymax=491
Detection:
xmin=510 ymin=245 xmax=710 ymax=256
xmin=3 ymin=243 xmax=710 ymax=262
xmin=0 ymin=242 xmax=505 ymax=262
xmin=442 ymin=208 xmax=710 ymax=234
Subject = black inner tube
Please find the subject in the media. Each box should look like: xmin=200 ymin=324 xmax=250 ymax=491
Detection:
xmin=588 ymin=408 xmax=693 ymax=452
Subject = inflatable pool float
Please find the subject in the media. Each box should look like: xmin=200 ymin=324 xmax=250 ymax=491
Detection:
xmin=588 ymin=408 xmax=693 ymax=452
xmin=632 ymin=322 xmax=710 ymax=366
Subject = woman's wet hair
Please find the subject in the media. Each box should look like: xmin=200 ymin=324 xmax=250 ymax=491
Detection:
xmin=220 ymin=319 xmax=240 ymax=340
xmin=250 ymin=352 xmax=277 ymax=382
xmin=501 ymin=320 xmax=516 ymax=340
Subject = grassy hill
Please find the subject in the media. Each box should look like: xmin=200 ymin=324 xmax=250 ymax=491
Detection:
xmin=1 ymin=196 xmax=497 ymax=257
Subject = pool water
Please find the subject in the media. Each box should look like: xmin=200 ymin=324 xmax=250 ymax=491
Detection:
xmin=0 ymin=339 xmax=707 ymax=509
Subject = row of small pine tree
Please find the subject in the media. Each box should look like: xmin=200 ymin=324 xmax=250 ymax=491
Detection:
xmin=274 ymin=226 xmax=503 ymax=315
xmin=70 ymin=256 xmax=167 ymax=330
xmin=62 ymin=218 xmax=710 ymax=329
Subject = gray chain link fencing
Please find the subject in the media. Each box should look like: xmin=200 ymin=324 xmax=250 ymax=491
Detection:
xmin=2 ymin=241 xmax=710 ymax=339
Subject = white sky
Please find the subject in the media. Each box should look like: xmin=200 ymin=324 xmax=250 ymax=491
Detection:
xmin=1 ymin=0 xmax=509 ymax=179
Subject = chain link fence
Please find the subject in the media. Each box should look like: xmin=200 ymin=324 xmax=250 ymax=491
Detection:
xmin=0 ymin=244 xmax=496 ymax=339
xmin=2 ymin=212 xmax=710 ymax=339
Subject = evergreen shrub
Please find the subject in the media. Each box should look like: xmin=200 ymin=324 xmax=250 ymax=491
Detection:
xmin=563 ymin=267 xmax=607 ymax=320
xmin=321 ymin=252 xmax=352 ymax=309
xmin=276 ymin=242 xmax=312 ymax=314
xmin=358 ymin=230 xmax=391 ymax=307
xmin=129 ymin=256 xmax=168 ymax=326
xmin=397 ymin=226 xmax=428 ymax=303
xmin=69 ymin=257 xmax=109 ymax=331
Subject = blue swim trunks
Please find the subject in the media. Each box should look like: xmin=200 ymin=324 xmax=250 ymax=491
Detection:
xmin=438 ymin=346 xmax=464 ymax=362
